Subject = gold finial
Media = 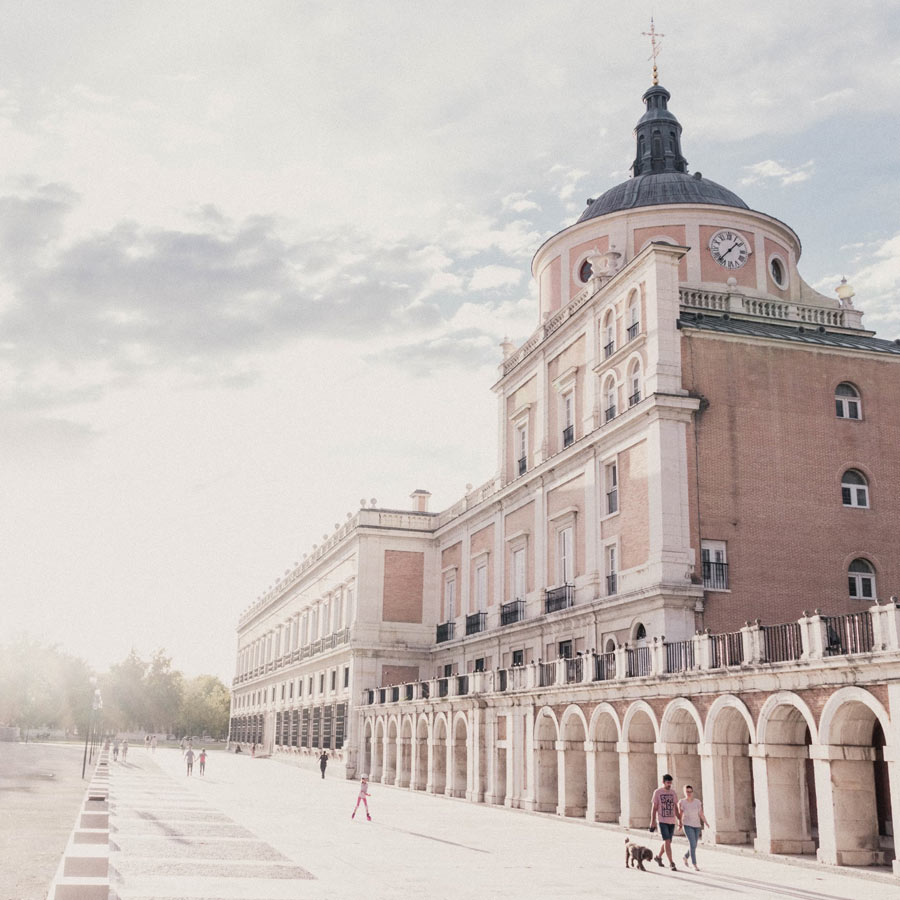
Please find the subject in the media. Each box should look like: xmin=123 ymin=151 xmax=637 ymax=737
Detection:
xmin=642 ymin=16 xmax=664 ymax=85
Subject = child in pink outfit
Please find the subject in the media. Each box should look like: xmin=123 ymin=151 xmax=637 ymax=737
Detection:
xmin=352 ymin=775 xmax=372 ymax=820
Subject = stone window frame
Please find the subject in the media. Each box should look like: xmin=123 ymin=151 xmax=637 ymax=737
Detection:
xmin=841 ymin=469 xmax=870 ymax=509
xmin=604 ymin=539 xmax=619 ymax=596
xmin=472 ymin=550 xmax=490 ymax=613
xmin=835 ymin=382 xmax=862 ymax=420
xmin=506 ymin=530 xmax=529 ymax=604
xmin=553 ymin=365 xmax=578 ymax=451
xmin=768 ymin=251 xmax=789 ymax=290
xmin=848 ymin=558 xmax=876 ymax=601
xmin=442 ymin=566 xmax=458 ymax=622
xmin=548 ymin=507 xmax=578 ymax=587
xmin=510 ymin=402 xmax=531 ymax=475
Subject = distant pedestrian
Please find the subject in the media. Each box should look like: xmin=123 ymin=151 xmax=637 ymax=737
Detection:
xmin=678 ymin=785 xmax=709 ymax=870
xmin=144 ymin=735 xmax=150 ymax=750
xmin=151 ymin=735 xmax=157 ymax=753
xmin=199 ymin=748 xmax=207 ymax=776
xmin=184 ymin=746 xmax=195 ymax=776
xmin=251 ymin=743 xmax=256 ymax=757
xmin=113 ymin=739 xmax=120 ymax=761
xmin=351 ymin=775 xmax=371 ymax=820
xmin=234 ymin=743 xmax=243 ymax=754
xmin=319 ymin=751 xmax=329 ymax=778
xmin=121 ymin=740 xmax=129 ymax=763
xmin=649 ymin=773 xmax=681 ymax=870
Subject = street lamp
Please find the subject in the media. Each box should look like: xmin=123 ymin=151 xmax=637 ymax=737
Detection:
xmin=81 ymin=679 xmax=102 ymax=779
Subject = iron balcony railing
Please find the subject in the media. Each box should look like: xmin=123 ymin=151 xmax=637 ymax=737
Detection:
xmin=404 ymin=684 xmax=414 ymax=701
xmin=466 ymin=612 xmax=487 ymax=636
xmin=391 ymin=686 xmax=400 ymax=702
xmin=538 ymin=661 xmax=556 ymax=687
xmin=501 ymin=599 xmax=525 ymax=626
xmin=606 ymin=573 xmax=617 ymax=596
xmin=627 ymin=645 xmax=652 ymax=677
xmin=437 ymin=677 xmax=449 ymax=698
xmin=605 ymin=404 xmax=616 ymax=423
xmin=545 ymin=584 xmax=574 ymax=613
xmin=607 ymin=489 xmax=618 ymax=514
xmin=565 ymin=656 xmax=583 ymax=683
xmin=419 ymin=681 xmax=430 ymax=700
xmin=563 ymin=425 xmax=574 ymax=447
xmin=604 ymin=340 xmax=615 ymax=358
xmin=518 ymin=456 xmax=527 ymax=476
xmin=627 ymin=321 xmax=640 ymax=341
xmin=628 ymin=390 xmax=641 ymax=407
xmin=710 ymin=631 xmax=744 ymax=667
xmin=762 ymin=622 xmax=803 ymax=663
xmin=823 ymin=612 xmax=874 ymax=656
xmin=436 ymin=621 xmax=455 ymax=644
xmin=702 ymin=561 xmax=729 ymax=590
xmin=665 ymin=639 xmax=695 ymax=673
xmin=594 ymin=651 xmax=616 ymax=681
xmin=456 ymin=675 xmax=470 ymax=695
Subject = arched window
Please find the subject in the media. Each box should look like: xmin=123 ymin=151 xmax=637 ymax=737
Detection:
xmin=841 ymin=470 xmax=869 ymax=508
xmin=604 ymin=377 xmax=617 ymax=422
xmin=579 ymin=259 xmax=593 ymax=283
xmin=634 ymin=623 xmax=647 ymax=641
xmin=626 ymin=295 xmax=640 ymax=341
xmin=835 ymin=382 xmax=861 ymax=419
xmin=628 ymin=360 xmax=642 ymax=407
xmin=604 ymin=638 xmax=616 ymax=653
xmin=602 ymin=311 xmax=615 ymax=358
xmin=848 ymin=559 xmax=876 ymax=601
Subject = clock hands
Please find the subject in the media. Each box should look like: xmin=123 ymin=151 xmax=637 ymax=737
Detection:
xmin=719 ymin=239 xmax=742 ymax=260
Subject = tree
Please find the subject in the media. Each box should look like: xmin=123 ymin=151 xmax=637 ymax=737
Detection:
xmin=145 ymin=650 xmax=184 ymax=734
xmin=101 ymin=650 xmax=148 ymax=731
xmin=175 ymin=674 xmax=231 ymax=739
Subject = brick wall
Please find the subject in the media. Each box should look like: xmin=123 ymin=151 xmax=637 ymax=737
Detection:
xmin=382 ymin=550 xmax=424 ymax=623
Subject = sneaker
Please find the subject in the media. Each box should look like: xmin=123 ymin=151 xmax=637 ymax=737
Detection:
xmin=654 ymin=855 xmax=663 ymax=867
xmin=366 ymin=815 xmax=372 ymax=821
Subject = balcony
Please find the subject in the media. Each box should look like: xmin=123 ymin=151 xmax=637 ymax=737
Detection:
xmin=545 ymin=584 xmax=574 ymax=614
xmin=605 ymin=404 xmax=616 ymax=423
xmin=500 ymin=599 xmax=525 ymax=626
xmin=702 ymin=560 xmax=729 ymax=590
xmin=562 ymin=424 xmax=574 ymax=447
xmin=627 ymin=321 xmax=640 ymax=341
xmin=465 ymin=612 xmax=487 ymax=635
xmin=606 ymin=573 xmax=617 ymax=596
xmin=603 ymin=340 xmax=615 ymax=358
xmin=436 ymin=621 xmax=455 ymax=644
xmin=518 ymin=456 xmax=527 ymax=476
xmin=628 ymin=390 xmax=641 ymax=407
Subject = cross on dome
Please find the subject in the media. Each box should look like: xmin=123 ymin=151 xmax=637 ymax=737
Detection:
xmin=642 ymin=17 xmax=664 ymax=85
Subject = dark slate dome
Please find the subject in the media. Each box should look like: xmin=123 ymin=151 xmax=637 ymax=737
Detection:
xmin=578 ymin=82 xmax=748 ymax=222
xmin=578 ymin=172 xmax=748 ymax=222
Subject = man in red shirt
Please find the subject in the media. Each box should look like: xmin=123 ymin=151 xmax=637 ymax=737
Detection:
xmin=649 ymin=773 xmax=682 ymax=870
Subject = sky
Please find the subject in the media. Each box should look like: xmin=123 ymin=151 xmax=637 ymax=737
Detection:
xmin=1 ymin=1 xmax=899 ymax=683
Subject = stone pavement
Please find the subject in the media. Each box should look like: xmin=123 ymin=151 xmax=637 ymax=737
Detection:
xmin=107 ymin=748 xmax=898 ymax=900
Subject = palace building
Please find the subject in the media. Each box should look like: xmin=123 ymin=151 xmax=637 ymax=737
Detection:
xmin=229 ymin=74 xmax=900 ymax=874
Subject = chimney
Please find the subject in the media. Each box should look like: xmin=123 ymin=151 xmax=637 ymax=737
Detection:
xmin=410 ymin=489 xmax=431 ymax=513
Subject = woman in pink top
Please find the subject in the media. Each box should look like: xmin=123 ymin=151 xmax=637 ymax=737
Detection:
xmin=352 ymin=775 xmax=372 ymax=821
xmin=678 ymin=784 xmax=709 ymax=870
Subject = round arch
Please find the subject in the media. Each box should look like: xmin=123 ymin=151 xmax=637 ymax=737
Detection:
xmin=703 ymin=694 xmax=756 ymax=745
xmin=757 ymin=691 xmax=818 ymax=745
xmin=621 ymin=700 xmax=660 ymax=742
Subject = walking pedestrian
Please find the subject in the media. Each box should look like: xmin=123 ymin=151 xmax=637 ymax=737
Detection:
xmin=649 ymin=773 xmax=681 ymax=870
xmin=151 ymin=735 xmax=157 ymax=753
xmin=199 ymin=748 xmax=207 ymax=776
xmin=319 ymin=750 xmax=329 ymax=778
xmin=351 ymin=775 xmax=372 ymax=820
xmin=678 ymin=784 xmax=709 ymax=870
xmin=184 ymin=746 xmax=195 ymax=776
xmin=144 ymin=735 xmax=150 ymax=750
xmin=121 ymin=739 xmax=129 ymax=763
xmin=113 ymin=739 xmax=120 ymax=762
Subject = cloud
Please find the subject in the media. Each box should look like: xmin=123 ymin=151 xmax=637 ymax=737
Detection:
xmin=741 ymin=159 xmax=814 ymax=186
xmin=502 ymin=192 xmax=540 ymax=213
xmin=469 ymin=264 xmax=522 ymax=291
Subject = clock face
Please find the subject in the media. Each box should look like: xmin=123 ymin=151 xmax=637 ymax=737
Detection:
xmin=709 ymin=229 xmax=751 ymax=269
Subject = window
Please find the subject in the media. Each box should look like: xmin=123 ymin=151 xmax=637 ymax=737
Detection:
xmin=512 ymin=547 xmax=526 ymax=602
xmin=558 ymin=640 xmax=573 ymax=659
xmin=474 ymin=657 xmax=486 ymax=672
xmin=606 ymin=461 xmax=618 ymax=514
xmin=511 ymin=649 xmax=524 ymax=667
xmin=281 ymin=684 xmax=285 ymax=700
xmin=848 ymin=558 xmax=876 ymax=600
xmin=330 ymin=670 xmax=336 ymax=691
xmin=628 ymin=361 xmax=641 ymax=407
xmin=475 ymin=562 xmax=488 ymax=612
xmin=516 ymin=423 xmax=528 ymax=475
xmin=835 ymin=382 xmax=861 ymax=420
xmin=558 ymin=526 xmax=574 ymax=584
xmin=343 ymin=666 xmax=349 ymax=688
xmin=769 ymin=255 xmax=787 ymax=289
xmin=579 ymin=259 xmax=592 ymax=283
xmin=604 ymin=377 xmax=617 ymax=422
xmin=634 ymin=623 xmax=647 ymax=641
xmin=701 ymin=540 xmax=729 ymax=590
xmin=841 ymin=469 xmax=869 ymax=508
xmin=308 ymin=676 xmax=313 ymax=695
xmin=444 ymin=573 xmax=457 ymax=620
xmin=318 ymin=673 xmax=324 ymax=693
xmin=562 ymin=390 xmax=575 ymax=447
xmin=606 ymin=544 xmax=617 ymax=595
xmin=603 ymin=312 xmax=615 ymax=358
xmin=443 ymin=663 xmax=453 ymax=678
xmin=626 ymin=295 xmax=640 ymax=341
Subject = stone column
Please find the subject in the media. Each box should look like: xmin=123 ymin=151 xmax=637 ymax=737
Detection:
xmin=584 ymin=740 xmax=597 ymax=822
xmin=751 ymin=743 xmax=816 ymax=855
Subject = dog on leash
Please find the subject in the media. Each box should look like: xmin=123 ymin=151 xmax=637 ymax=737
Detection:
xmin=625 ymin=837 xmax=654 ymax=871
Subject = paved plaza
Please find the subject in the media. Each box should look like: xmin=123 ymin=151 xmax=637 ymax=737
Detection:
xmin=101 ymin=747 xmax=899 ymax=900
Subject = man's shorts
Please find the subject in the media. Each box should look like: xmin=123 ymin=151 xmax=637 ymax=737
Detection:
xmin=659 ymin=822 xmax=675 ymax=841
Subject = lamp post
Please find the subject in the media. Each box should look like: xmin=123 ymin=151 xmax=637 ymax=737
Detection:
xmin=81 ymin=680 xmax=102 ymax=779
